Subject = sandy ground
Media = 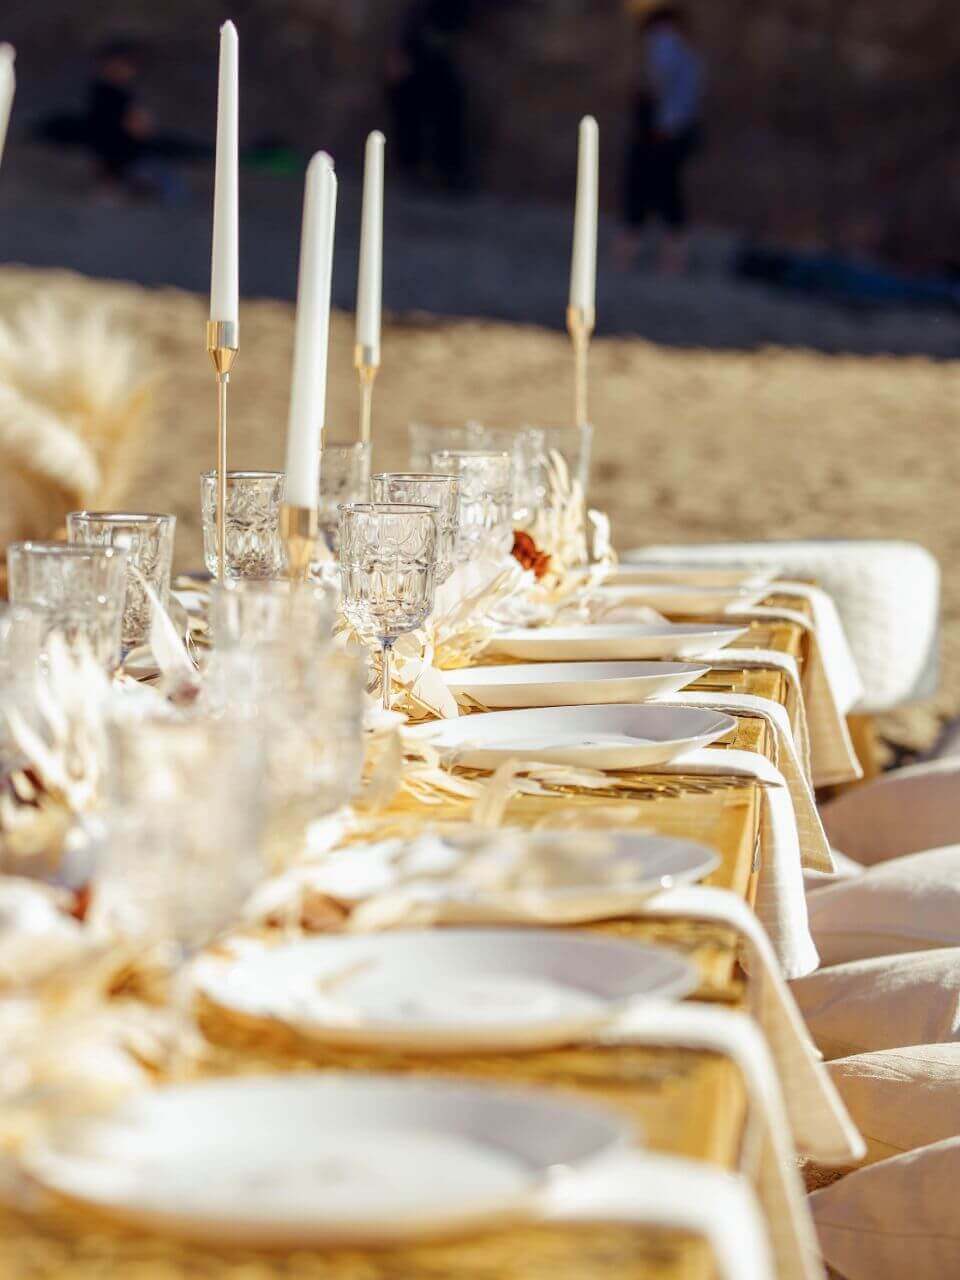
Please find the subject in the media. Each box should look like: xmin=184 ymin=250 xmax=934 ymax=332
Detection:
xmin=2 ymin=265 xmax=958 ymax=752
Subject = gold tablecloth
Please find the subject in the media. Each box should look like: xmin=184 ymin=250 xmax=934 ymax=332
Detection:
xmin=0 ymin=617 xmax=809 ymax=1280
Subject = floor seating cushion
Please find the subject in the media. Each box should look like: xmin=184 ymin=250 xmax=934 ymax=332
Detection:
xmin=809 ymin=1135 xmax=960 ymax=1278
xmin=805 ymin=845 xmax=960 ymax=966
xmin=825 ymin=1043 xmax=960 ymax=1164
xmin=791 ymin=948 xmax=960 ymax=1060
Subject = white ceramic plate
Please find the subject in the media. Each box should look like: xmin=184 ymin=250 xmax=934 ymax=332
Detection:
xmin=442 ymin=660 xmax=708 ymax=708
xmin=616 ymin=559 xmax=779 ymax=589
xmin=24 ymin=1073 xmax=627 ymax=1246
xmin=435 ymin=829 xmax=721 ymax=917
xmin=487 ymin=623 xmax=747 ymax=662
xmin=409 ymin=704 xmax=735 ymax=770
xmin=197 ymin=928 xmax=698 ymax=1052
xmin=589 ymin=583 xmax=768 ymax=616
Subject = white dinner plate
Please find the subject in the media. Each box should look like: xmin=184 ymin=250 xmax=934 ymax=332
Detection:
xmin=442 ymin=660 xmax=708 ymax=708
xmin=197 ymin=928 xmax=698 ymax=1052
xmin=23 ymin=1073 xmax=627 ymax=1246
xmin=616 ymin=558 xmax=780 ymax=589
xmin=589 ymin=583 xmax=768 ymax=616
xmin=487 ymin=623 xmax=747 ymax=662
xmin=408 ymin=703 xmax=736 ymax=770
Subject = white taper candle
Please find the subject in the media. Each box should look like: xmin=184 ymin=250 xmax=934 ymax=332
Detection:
xmin=569 ymin=115 xmax=598 ymax=315
xmin=0 ymin=45 xmax=16 ymax=170
xmin=284 ymin=152 xmax=338 ymax=509
xmin=210 ymin=21 xmax=239 ymax=326
xmin=356 ymin=130 xmax=385 ymax=364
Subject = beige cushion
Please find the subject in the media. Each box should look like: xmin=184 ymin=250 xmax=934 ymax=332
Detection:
xmin=826 ymin=1044 xmax=960 ymax=1164
xmin=806 ymin=846 xmax=960 ymax=965
xmin=809 ymin=1136 xmax=960 ymax=1279
xmin=791 ymin=949 xmax=960 ymax=1060
xmin=821 ymin=759 xmax=960 ymax=866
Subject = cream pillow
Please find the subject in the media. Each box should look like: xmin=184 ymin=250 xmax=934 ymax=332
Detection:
xmin=806 ymin=846 xmax=960 ymax=966
xmin=809 ymin=1136 xmax=960 ymax=1279
xmin=791 ymin=949 xmax=960 ymax=1060
xmin=826 ymin=1044 xmax=960 ymax=1164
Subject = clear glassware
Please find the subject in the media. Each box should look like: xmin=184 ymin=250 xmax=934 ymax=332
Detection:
xmin=210 ymin=578 xmax=334 ymax=661
xmin=6 ymin=541 xmax=127 ymax=672
xmin=370 ymin=473 xmax=460 ymax=583
xmin=526 ymin=424 xmax=594 ymax=501
xmin=339 ymin=502 xmax=439 ymax=711
xmin=97 ymin=712 xmax=266 ymax=1071
xmin=318 ymin=441 xmax=371 ymax=552
xmin=201 ymin=470 xmax=285 ymax=579
xmin=101 ymin=713 xmax=265 ymax=952
xmin=428 ymin=449 xmax=515 ymax=561
xmin=408 ymin=423 xmax=545 ymax=523
xmin=66 ymin=511 xmax=176 ymax=653
xmin=207 ymin=581 xmax=363 ymax=861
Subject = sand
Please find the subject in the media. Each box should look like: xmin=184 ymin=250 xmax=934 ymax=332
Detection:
xmin=2 ymin=266 xmax=957 ymax=753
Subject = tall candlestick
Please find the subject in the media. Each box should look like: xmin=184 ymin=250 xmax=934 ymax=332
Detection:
xmin=567 ymin=115 xmax=598 ymax=428
xmin=207 ymin=21 xmax=239 ymax=585
xmin=569 ymin=115 xmax=598 ymax=317
xmin=210 ymin=20 xmax=239 ymax=328
xmin=0 ymin=45 xmax=16 ymax=170
xmin=283 ymin=152 xmax=337 ymax=560
xmin=355 ymin=131 xmax=384 ymax=445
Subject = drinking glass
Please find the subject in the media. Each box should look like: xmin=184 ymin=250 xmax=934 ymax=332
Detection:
xmin=318 ymin=441 xmax=371 ymax=551
xmin=101 ymin=713 xmax=265 ymax=951
xmin=409 ymin=423 xmax=545 ymax=523
xmin=201 ymin=470 xmax=285 ymax=579
xmin=526 ymin=424 xmax=594 ymax=501
xmin=370 ymin=473 xmax=460 ymax=583
xmin=208 ymin=580 xmax=363 ymax=858
xmin=67 ymin=511 xmax=176 ymax=653
xmin=210 ymin=578 xmax=334 ymax=662
xmin=97 ymin=712 xmax=265 ymax=1070
xmin=6 ymin=541 xmax=127 ymax=671
xmin=338 ymin=503 xmax=439 ymax=711
xmin=428 ymin=449 xmax=515 ymax=560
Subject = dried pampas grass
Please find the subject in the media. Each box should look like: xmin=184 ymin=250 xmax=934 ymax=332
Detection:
xmin=0 ymin=298 xmax=152 ymax=549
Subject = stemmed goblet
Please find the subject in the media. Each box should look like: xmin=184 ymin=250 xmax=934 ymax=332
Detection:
xmin=338 ymin=503 xmax=439 ymax=711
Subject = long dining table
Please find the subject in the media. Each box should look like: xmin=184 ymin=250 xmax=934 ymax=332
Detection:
xmin=0 ymin=604 xmax=814 ymax=1280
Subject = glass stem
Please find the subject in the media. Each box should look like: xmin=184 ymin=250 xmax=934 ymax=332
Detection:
xmin=380 ymin=638 xmax=395 ymax=712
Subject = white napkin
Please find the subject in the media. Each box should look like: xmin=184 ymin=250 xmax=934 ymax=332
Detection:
xmin=636 ymin=886 xmax=864 ymax=1166
xmin=727 ymin=585 xmax=863 ymax=787
xmin=600 ymin=1002 xmax=827 ymax=1280
xmin=542 ymin=1148 xmax=777 ymax=1280
xmin=693 ymin=646 xmax=812 ymax=781
xmin=652 ymin=691 xmax=832 ymax=875
xmin=637 ymin=747 xmax=818 ymax=978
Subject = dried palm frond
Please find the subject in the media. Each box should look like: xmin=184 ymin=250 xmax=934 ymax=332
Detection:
xmin=0 ymin=298 xmax=153 ymax=546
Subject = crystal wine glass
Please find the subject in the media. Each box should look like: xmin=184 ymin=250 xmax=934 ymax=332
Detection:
xmin=369 ymin=473 xmax=460 ymax=583
xmin=338 ymin=503 xmax=439 ymax=711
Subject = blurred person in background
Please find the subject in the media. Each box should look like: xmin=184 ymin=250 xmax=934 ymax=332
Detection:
xmin=617 ymin=2 xmax=704 ymax=274
xmin=386 ymin=0 xmax=474 ymax=193
xmin=87 ymin=39 xmax=155 ymax=199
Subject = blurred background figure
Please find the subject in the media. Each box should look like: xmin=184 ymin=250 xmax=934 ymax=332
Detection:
xmin=87 ymin=38 xmax=153 ymax=200
xmin=387 ymin=0 xmax=474 ymax=193
xmin=618 ymin=2 xmax=704 ymax=274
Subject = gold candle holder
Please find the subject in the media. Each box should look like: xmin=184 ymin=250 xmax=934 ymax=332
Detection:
xmin=354 ymin=343 xmax=379 ymax=445
xmin=206 ymin=319 xmax=239 ymax=584
xmin=281 ymin=503 xmax=319 ymax=583
xmin=566 ymin=303 xmax=595 ymax=429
